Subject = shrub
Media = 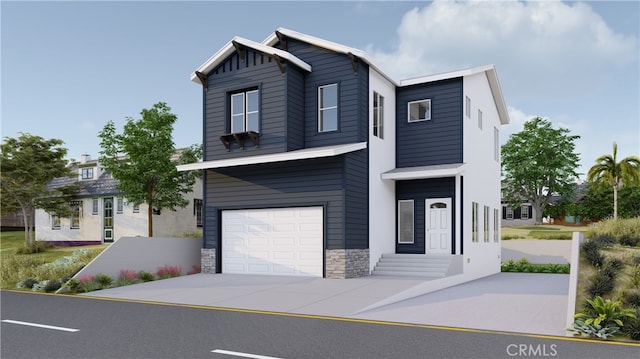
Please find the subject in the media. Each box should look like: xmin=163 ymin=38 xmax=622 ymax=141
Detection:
xmin=622 ymin=309 xmax=640 ymax=341
xmin=582 ymin=240 xmax=605 ymax=267
xmin=15 ymin=241 xmax=54 ymax=255
xmin=631 ymin=266 xmax=640 ymax=289
xmin=156 ymin=265 xmax=182 ymax=279
xmin=529 ymin=231 xmax=572 ymax=240
xmin=588 ymin=217 xmax=640 ymax=240
xmin=137 ymin=270 xmax=155 ymax=282
xmin=94 ymin=273 xmax=113 ymax=289
xmin=501 ymin=234 xmax=525 ymax=240
xmin=600 ymin=258 xmax=624 ymax=281
xmin=587 ymin=273 xmax=616 ymax=297
xmin=634 ymin=256 xmax=640 ymax=266
xmin=64 ymin=278 xmax=80 ymax=293
xmin=570 ymin=296 xmax=636 ymax=340
xmin=43 ymin=279 xmax=62 ymax=293
xmin=591 ymin=234 xmax=618 ymax=248
xmin=117 ymin=269 xmax=138 ymax=286
xmin=623 ymin=291 xmax=640 ymax=309
xmin=16 ymin=277 xmax=39 ymax=289
xmin=619 ymin=235 xmax=640 ymax=247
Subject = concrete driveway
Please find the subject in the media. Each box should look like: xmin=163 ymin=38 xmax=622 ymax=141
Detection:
xmin=82 ymin=272 xmax=570 ymax=337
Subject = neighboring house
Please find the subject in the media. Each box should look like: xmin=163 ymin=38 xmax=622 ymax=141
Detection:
xmin=548 ymin=183 xmax=592 ymax=226
xmin=35 ymin=154 xmax=203 ymax=245
xmin=178 ymin=28 xmax=509 ymax=281
xmin=1 ymin=211 xmax=34 ymax=231
xmin=501 ymin=202 xmax=537 ymax=227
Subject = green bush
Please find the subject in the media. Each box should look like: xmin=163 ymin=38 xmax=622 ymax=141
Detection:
xmin=570 ymin=296 xmax=637 ymax=340
xmin=582 ymin=240 xmax=605 ymax=267
xmin=587 ymin=273 xmax=616 ymax=297
xmin=591 ymin=234 xmax=618 ymax=248
xmin=43 ymin=279 xmax=62 ymax=293
xmin=623 ymin=291 xmax=640 ymax=309
xmin=500 ymin=258 xmax=570 ymax=274
xmin=501 ymin=234 xmax=525 ymax=240
xmin=529 ymin=231 xmax=573 ymax=240
xmin=619 ymin=236 xmax=640 ymax=247
xmin=94 ymin=273 xmax=113 ymax=289
xmin=16 ymin=277 xmax=39 ymax=289
xmin=137 ymin=270 xmax=155 ymax=282
xmin=15 ymin=241 xmax=54 ymax=255
xmin=622 ymin=309 xmax=640 ymax=341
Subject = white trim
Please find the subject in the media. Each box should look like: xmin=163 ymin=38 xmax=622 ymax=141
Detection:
xmin=381 ymin=163 xmax=465 ymax=181
xmin=190 ymin=36 xmax=311 ymax=83
xmin=177 ymin=142 xmax=367 ymax=171
xmin=398 ymin=200 xmax=415 ymax=244
xmin=407 ymin=99 xmax=431 ymax=122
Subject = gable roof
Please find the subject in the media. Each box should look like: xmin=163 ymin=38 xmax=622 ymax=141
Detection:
xmin=192 ymin=28 xmax=509 ymax=125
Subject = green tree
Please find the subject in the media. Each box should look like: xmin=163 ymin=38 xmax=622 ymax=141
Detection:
xmin=98 ymin=102 xmax=201 ymax=237
xmin=501 ymin=117 xmax=581 ymax=225
xmin=0 ymin=133 xmax=78 ymax=247
xmin=587 ymin=142 xmax=640 ymax=219
xmin=581 ymin=183 xmax=640 ymax=220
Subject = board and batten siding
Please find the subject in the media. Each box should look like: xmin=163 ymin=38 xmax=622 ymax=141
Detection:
xmin=395 ymin=177 xmax=456 ymax=254
xmin=286 ymin=67 xmax=306 ymax=151
xmin=203 ymin=50 xmax=289 ymax=160
xmin=284 ymin=39 xmax=369 ymax=148
xmin=203 ymin=152 xmax=369 ymax=254
xmin=396 ymin=77 xmax=463 ymax=168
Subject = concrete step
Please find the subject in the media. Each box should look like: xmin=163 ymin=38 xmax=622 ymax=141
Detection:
xmin=373 ymin=265 xmax=448 ymax=272
xmin=372 ymin=253 xmax=453 ymax=278
xmin=373 ymin=270 xmax=446 ymax=278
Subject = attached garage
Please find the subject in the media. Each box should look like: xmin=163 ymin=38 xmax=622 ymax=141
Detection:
xmin=221 ymin=206 xmax=324 ymax=277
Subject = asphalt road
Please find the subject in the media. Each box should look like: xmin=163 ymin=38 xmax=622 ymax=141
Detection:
xmin=1 ymin=290 xmax=638 ymax=359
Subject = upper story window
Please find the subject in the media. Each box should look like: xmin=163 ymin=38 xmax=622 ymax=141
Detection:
xmin=478 ymin=109 xmax=483 ymax=129
xmin=494 ymin=127 xmax=500 ymax=162
xmin=318 ymin=83 xmax=338 ymax=132
xmin=231 ymin=89 xmax=259 ymax=133
xmin=81 ymin=167 xmax=94 ymax=180
xmin=194 ymin=199 xmax=203 ymax=227
xmin=373 ymin=91 xmax=384 ymax=139
xmin=117 ymin=197 xmax=123 ymax=214
xmin=408 ymin=99 xmax=431 ymax=122
xmin=465 ymin=96 xmax=471 ymax=118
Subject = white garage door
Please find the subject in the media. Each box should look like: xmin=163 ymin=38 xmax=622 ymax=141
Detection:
xmin=222 ymin=207 xmax=324 ymax=277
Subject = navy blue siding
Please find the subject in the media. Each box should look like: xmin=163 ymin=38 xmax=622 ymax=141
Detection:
xmin=286 ymin=67 xmax=305 ymax=151
xmin=203 ymin=50 xmax=288 ymax=160
xmin=285 ymin=39 xmax=368 ymax=147
xmin=203 ymin=154 xmax=368 ymax=253
xmin=395 ymin=178 xmax=456 ymax=254
xmin=396 ymin=78 xmax=463 ymax=167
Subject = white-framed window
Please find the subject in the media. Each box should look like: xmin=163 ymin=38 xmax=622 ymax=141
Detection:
xmin=472 ymin=202 xmax=479 ymax=242
xmin=506 ymin=207 xmax=514 ymax=220
xmin=81 ymin=168 xmax=93 ymax=180
xmin=231 ymin=89 xmax=259 ymax=133
xmin=521 ymin=205 xmax=530 ymax=220
xmin=465 ymin=96 xmax=471 ymax=118
xmin=483 ymin=205 xmax=490 ymax=242
xmin=70 ymin=201 xmax=82 ymax=229
xmin=318 ymin=83 xmax=338 ymax=132
xmin=493 ymin=208 xmax=499 ymax=242
xmin=373 ymin=91 xmax=384 ymax=139
xmin=133 ymin=203 xmax=140 ymax=213
xmin=494 ymin=127 xmax=500 ymax=162
xmin=92 ymin=198 xmax=99 ymax=215
xmin=478 ymin=109 xmax=483 ymax=129
xmin=408 ymin=99 xmax=431 ymax=122
xmin=398 ymin=200 xmax=414 ymax=244
xmin=117 ymin=197 xmax=123 ymax=214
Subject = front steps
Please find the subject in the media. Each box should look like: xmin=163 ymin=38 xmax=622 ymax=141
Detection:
xmin=372 ymin=253 xmax=453 ymax=278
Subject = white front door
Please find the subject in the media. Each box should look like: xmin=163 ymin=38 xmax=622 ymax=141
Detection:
xmin=425 ymin=198 xmax=451 ymax=254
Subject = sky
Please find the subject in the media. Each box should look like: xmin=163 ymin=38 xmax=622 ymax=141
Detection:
xmin=2 ymin=0 xmax=639 ymax=180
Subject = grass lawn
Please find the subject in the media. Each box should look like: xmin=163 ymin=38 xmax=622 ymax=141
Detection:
xmin=0 ymin=231 xmax=107 ymax=289
xmin=502 ymin=224 xmax=588 ymax=240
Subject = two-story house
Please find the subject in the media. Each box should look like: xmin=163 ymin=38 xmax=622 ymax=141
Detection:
xmin=178 ymin=28 xmax=509 ymax=282
xmin=35 ymin=154 xmax=203 ymax=245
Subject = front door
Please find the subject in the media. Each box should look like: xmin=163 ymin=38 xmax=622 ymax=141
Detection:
xmin=103 ymin=197 xmax=114 ymax=243
xmin=425 ymin=198 xmax=451 ymax=254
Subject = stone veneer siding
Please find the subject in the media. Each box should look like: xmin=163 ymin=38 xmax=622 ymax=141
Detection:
xmin=201 ymin=248 xmax=216 ymax=274
xmin=325 ymin=249 xmax=370 ymax=278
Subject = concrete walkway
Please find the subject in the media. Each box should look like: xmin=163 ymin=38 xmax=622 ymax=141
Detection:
xmin=83 ymin=272 xmax=570 ymax=336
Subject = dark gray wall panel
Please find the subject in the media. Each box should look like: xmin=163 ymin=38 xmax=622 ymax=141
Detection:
xmin=344 ymin=149 xmax=369 ymax=249
xmin=286 ymin=68 xmax=305 ymax=151
xmin=396 ymin=78 xmax=463 ymax=167
xmin=395 ymin=177 xmax=456 ymax=254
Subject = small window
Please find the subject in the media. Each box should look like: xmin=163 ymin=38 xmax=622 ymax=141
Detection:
xmin=494 ymin=127 xmax=500 ymax=162
xmin=117 ymin=197 xmax=123 ymax=214
xmin=194 ymin=199 xmax=203 ymax=227
xmin=483 ymin=205 xmax=489 ymax=242
xmin=230 ymin=89 xmax=259 ymax=133
xmin=92 ymin=198 xmax=98 ymax=215
xmin=373 ymin=91 xmax=384 ymax=139
xmin=521 ymin=205 xmax=530 ymax=220
xmin=133 ymin=203 xmax=140 ymax=213
xmin=478 ymin=109 xmax=483 ymax=129
xmin=398 ymin=200 xmax=414 ymax=244
xmin=319 ymin=83 xmax=338 ymax=132
xmin=81 ymin=168 xmax=93 ymax=180
xmin=493 ymin=208 xmax=499 ymax=242
xmin=506 ymin=208 xmax=514 ymax=220
xmin=70 ymin=201 xmax=82 ymax=229
xmin=52 ymin=215 xmax=61 ymax=230
xmin=472 ymin=202 xmax=479 ymax=242
xmin=465 ymin=96 xmax=471 ymax=118
xmin=408 ymin=99 xmax=431 ymax=122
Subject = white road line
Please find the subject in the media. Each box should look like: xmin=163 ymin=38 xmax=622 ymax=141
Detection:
xmin=211 ymin=349 xmax=283 ymax=359
xmin=1 ymin=319 xmax=79 ymax=332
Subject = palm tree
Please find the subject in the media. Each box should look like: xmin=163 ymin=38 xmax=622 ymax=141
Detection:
xmin=587 ymin=142 xmax=640 ymax=219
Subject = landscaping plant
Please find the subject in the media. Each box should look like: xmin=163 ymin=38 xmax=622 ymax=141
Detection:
xmin=570 ymin=296 xmax=636 ymax=339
